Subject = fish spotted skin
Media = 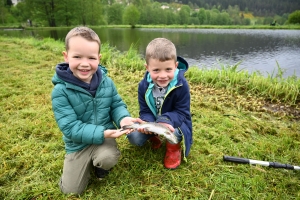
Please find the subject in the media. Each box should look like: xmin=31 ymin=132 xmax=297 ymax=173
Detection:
xmin=122 ymin=122 xmax=178 ymax=144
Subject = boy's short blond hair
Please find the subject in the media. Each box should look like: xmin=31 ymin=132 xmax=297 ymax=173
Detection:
xmin=65 ymin=26 xmax=101 ymax=53
xmin=145 ymin=38 xmax=177 ymax=64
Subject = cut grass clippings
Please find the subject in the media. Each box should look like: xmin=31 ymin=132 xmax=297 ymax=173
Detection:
xmin=0 ymin=36 xmax=299 ymax=199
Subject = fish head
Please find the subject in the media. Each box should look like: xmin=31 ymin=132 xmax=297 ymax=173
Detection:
xmin=121 ymin=124 xmax=134 ymax=130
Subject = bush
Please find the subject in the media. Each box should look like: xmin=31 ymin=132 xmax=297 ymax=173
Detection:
xmin=288 ymin=10 xmax=300 ymax=24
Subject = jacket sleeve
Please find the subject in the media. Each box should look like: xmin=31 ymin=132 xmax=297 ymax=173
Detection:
xmin=109 ymin=79 xmax=131 ymax=127
xmin=138 ymin=81 xmax=156 ymax=122
xmin=51 ymin=85 xmax=105 ymax=144
xmin=156 ymin=79 xmax=191 ymax=128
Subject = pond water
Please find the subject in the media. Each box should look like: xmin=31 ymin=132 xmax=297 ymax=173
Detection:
xmin=1 ymin=28 xmax=300 ymax=77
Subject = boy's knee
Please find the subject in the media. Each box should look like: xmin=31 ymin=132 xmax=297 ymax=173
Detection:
xmin=127 ymin=131 xmax=149 ymax=146
xmin=94 ymin=148 xmax=121 ymax=169
xmin=127 ymin=135 xmax=142 ymax=146
xmin=59 ymin=178 xmax=87 ymax=195
xmin=104 ymin=148 xmax=121 ymax=165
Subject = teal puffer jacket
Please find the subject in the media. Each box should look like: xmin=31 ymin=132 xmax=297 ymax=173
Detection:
xmin=51 ymin=66 xmax=130 ymax=154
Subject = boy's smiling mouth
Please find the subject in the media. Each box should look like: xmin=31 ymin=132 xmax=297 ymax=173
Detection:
xmin=79 ymin=69 xmax=90 ymax=75
xmin=157 ymin=80 xmax=169 ymax=84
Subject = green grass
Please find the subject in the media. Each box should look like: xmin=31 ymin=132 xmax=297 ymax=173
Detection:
xmin=0 ymin=36 xmax=299 ymax=199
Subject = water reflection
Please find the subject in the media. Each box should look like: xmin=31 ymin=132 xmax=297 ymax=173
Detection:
xmin=1 ymin=28 xmax=299 ymax=77
xmin=136 ymin=29 xmax=300 ymax=77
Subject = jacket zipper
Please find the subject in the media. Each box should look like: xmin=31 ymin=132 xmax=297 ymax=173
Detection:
xmin=158 ymin=84 xmax=182 ymax=115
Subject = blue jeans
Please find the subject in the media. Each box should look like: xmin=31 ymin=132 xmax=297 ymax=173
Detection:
xmin=127 ymin=128 xmax=182 ymax=146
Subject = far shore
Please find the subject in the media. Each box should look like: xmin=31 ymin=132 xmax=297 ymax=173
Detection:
xmin=1 ymin=24 xmax=300 ymax=30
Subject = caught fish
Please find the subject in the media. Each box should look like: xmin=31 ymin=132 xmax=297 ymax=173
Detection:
xmin=121 ymin=122 xmax=178 ymax=144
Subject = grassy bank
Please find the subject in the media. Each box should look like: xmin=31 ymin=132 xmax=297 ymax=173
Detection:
xmin=2 ymin=24 xmax=300 ymax=30
xmin=0 ymin=36 xmax=299 ymax=199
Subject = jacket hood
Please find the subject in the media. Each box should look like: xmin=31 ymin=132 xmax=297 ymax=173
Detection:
xmin=177 ymin=56 xmax=189 ymax=71
xmin=52 ymin=62 xmax=105 ymax=97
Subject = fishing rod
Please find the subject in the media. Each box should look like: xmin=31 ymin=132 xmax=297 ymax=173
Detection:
xmin=223 ymin=155 xmax=300 ymax=170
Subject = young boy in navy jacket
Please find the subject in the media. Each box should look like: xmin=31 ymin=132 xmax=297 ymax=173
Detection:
xmin=127 ymin=38 xmax=193 ymax=169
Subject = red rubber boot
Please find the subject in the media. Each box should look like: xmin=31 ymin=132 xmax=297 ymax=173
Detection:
xmin=148 ymin=135 xmax=162 ymax=150
xmin=164 ymin=141 xmax=181 ymax=169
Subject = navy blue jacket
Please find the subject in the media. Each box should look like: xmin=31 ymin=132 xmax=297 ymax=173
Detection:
xmin=138 ymin=56 xmax=193 ymax=157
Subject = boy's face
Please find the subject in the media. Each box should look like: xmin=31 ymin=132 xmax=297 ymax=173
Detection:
xmin=63 ymin=36 xmax=100 ymax=84
xmin=145 ymin=58 xmax=178 ymax=87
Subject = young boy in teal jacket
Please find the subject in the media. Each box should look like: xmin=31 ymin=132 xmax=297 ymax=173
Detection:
xmin=51 ymin=26 xmax=138 ymax=195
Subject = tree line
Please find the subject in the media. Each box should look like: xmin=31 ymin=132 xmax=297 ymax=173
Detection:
xmin=0 ymin=0 xmax=299 ymax=27
xmin=159 ymin=0 xmax=300 ymax=16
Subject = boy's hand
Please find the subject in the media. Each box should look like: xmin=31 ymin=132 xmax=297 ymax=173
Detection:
xmin=104 ymin=129 xmax=129 ymax=138
xmin=158 ymin=122 xmax=175 ymax=132
xmin=120 ymin=117 xmax=152 ymax=135
xmin=120 ymin=117 xmax=143 ymax=127
xmin=134 ymin=119 xmax=152 ymax=135
xmin=120 ymin=117 xmax=145 ymax=134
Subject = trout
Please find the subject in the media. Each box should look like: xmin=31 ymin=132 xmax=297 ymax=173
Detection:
xmin=121 ymin=122 xmax=178 ymax=144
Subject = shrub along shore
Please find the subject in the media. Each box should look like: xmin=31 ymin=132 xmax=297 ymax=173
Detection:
xmin=0 ymin=36 xmax=299 ymax=199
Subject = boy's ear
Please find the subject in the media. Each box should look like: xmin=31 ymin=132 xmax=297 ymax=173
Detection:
xmin=62 ymin=51 xmax=68 ymax=62
xmin=175 ymin=61 xmax=179 ymax=68
xmin=144 ymin=63 xmax=149 ymax=71
xmin=99 ymin=54 xmax=102 ymax=60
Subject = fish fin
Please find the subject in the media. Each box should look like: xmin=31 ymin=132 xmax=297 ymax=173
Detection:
xmin=164 ymin=131 xmax=171 ymax=135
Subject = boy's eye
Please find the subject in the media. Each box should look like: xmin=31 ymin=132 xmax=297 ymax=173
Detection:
xmin=73 ymin=56 xmax=80 ymax=58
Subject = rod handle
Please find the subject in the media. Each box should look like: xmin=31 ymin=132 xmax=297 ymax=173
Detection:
xmin=269 ymin=162 xmax=294 ymax=169
xmin=223 ymin=155 xmax=249 ymax=164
